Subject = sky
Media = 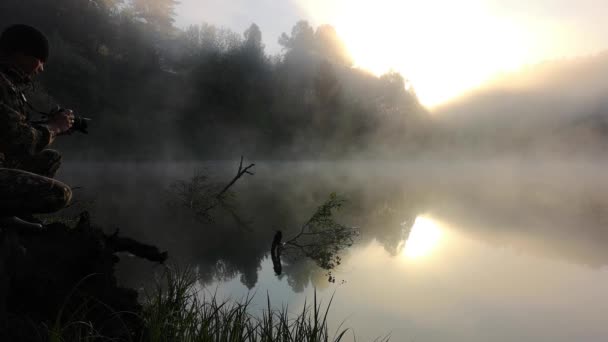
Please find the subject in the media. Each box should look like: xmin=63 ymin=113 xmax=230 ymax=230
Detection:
xmin=175 ymin=0 xmax=608 ymax=108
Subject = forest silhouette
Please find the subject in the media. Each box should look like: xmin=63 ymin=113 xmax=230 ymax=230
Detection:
xmin=0 ymin=0 xmax=427 ymax=161
xmin=3 ymin=0 xmax=608 ymax=162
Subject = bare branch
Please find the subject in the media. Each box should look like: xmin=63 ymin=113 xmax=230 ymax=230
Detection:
xmin=216 ymin=157 xmax=255 ymax=200
xmin=167 ymin=157 xmax=255 ymax=225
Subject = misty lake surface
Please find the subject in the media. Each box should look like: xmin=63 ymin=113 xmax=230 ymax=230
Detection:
xmin=58 ymin=160 xmax=608 ymax=342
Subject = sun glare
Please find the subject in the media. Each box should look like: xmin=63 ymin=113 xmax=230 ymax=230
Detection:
xmin=297 ymin=0 xmax=544 ymax=108
xmin=402 ymin=216 xmax=442 ymax=259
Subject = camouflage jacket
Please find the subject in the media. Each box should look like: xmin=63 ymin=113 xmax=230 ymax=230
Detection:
xmin=0 ymin=63 xmax=52 ymax=168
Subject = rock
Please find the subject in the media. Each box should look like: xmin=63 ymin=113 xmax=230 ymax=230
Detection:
xmin=0 ymin=211 xmax=167 ymax=341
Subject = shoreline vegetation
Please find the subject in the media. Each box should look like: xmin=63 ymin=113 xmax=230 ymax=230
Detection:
xmin=142 ymin=266 xmax=386 ymax=342
xmin=0 ymin=156 xmax=369 ymax=341
xmin=0 ymin=213 xmax=380 ymax=342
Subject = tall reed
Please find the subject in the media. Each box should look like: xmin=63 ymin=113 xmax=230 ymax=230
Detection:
xmin=140 ymin=266 xmax=368 ymax=342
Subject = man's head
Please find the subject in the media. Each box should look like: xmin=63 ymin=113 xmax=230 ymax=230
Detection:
xmin=0 ymin=24 xmax=48 ymax=77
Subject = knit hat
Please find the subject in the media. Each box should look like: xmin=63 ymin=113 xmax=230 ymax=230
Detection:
xmin=0 ymin=24 xmax=49 ymax=62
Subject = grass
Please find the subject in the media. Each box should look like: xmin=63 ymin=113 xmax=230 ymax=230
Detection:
xmin=45 ymin=265 xmax=388 ymax=341
xmin=141 ymin=266 xmax=379 ymax=342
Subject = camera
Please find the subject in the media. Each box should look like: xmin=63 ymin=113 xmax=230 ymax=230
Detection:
xmin=70 ymin=115 xmax=91 ymax=134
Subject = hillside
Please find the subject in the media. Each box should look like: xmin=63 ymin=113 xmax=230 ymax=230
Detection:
xmin=431 ymin=52 xmax=608 ymax=158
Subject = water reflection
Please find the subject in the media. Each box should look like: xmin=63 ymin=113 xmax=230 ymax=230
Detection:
xmin=57 ymin=161 xmax=608 ymax=287
xmin=229 ymin=214 xmax=608 ymax=342
xmin=400 ymin=216 xmax=443 ymax=259
xmin=57 ymin=161 xmax=608 ymax=341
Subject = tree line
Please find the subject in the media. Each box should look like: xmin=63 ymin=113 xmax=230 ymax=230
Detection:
xmin=1 ymin=0 xmax=429 ymax=160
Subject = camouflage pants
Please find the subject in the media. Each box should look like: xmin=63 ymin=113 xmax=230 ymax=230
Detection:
xmin=0 ymin=150 xmax=71 ymax=215
xmin=16 ymin=149 xmax=62 ymax=178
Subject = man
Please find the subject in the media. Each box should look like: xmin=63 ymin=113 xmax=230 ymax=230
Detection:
xmin=0 ymin=24 xmax=74 ymax=229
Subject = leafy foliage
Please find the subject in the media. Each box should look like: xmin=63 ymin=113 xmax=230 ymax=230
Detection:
xmin=282 ymin=194 xmax=359 ymax=273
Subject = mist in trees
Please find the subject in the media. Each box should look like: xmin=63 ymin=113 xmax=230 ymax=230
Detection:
xmin=0 ymin=0 xmax=427 ymax=161
xmin=429 ymin=52 xmax=608 ymax=159
xmin=4 ymin=0 xmax=608 ymax=162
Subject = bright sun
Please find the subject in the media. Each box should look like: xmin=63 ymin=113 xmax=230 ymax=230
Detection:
xmin=401 ymin=216 xmax=442 ymax=259
xmin=297 ymin=0 xmax=543 ymax=108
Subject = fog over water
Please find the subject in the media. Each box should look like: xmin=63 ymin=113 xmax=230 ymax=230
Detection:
xmin=57 ymin=160 xmax=608 ymax=341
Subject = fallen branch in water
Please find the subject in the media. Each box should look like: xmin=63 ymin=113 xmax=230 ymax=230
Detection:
xmin=168 ymin=156 xmax=255 ymax=226
xmin=270 ymin=193 xmax=359 ymax=279
xmin=216 ymin=156 xmax=255 ymax=200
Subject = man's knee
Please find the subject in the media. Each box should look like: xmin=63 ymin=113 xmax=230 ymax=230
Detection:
xmin=47 ymin=181 xmax=72 ymax=212
xmin=39 ymin=150 xmax=62 ymax=178
xmin=40 ymin=149 xmax=62 ymax=165
xmin=19 ymin=149 xmax=62 ymax=178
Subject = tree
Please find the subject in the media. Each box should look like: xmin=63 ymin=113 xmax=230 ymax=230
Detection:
xmin=278 ymin=20 xmax=315 ymax=53
xmin=131 ymin=0 xmax=178 ymax=34
xmin=243 ymin=23 xmax=263 ymax=53
xmin=279 ymin=22 xmax=352 ymax=66
xmin=314 ymin=25 xmax=352 ymax=66
xmin=314 ymin=60 xmax=341 ymax=109
xmin=271 ymin=193 xmax=359 ymax=280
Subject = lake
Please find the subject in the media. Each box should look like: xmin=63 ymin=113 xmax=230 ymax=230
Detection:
xmin=58 ymin=160 xmax=608 ymax=341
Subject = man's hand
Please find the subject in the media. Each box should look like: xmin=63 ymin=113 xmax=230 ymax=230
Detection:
xmin=47 ymin=109 xmax=74 ymax=135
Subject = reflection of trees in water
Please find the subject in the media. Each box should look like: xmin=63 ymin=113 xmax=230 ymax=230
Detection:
xmin=203 ymin=259 xmax=261 ymax=289
xmin=272 ymin=193 xmax=359 ymax=279
xmin=77 ymin=162 xmax=608 ymax=286
xmin=279 ymin=259 xmax=330 ymax=293
xmin=62 ymin=163 xmax=433 ymax=291
xmin=364 ymin=201 xmax=414 ymax=256
xmin=174 ymin=217 xmax=267 ymax=289
xmin=270 ymin=185 xmax=429 ymax=290
xmin=345 ymin=186 xmax=428 ymax=256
